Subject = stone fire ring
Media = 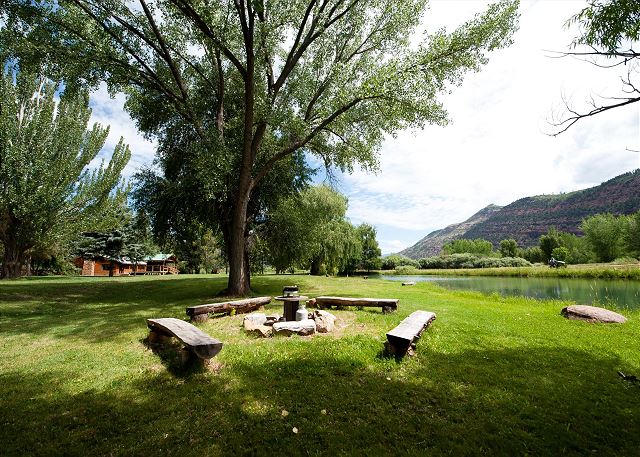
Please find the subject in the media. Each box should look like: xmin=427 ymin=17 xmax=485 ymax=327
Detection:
xmin=561 ymin=305 xmax=627 ymax=324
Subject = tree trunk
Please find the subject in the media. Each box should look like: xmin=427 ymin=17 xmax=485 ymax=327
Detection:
xmin=226 ymin=183 xmax=252 ymax=296
xmin=1 ymin=243 xmax=25 ymax=279
xmin=109 ymin=259 xmax=115 ymax=277
xmin=310 ymin=258 xmax=322 ymax=276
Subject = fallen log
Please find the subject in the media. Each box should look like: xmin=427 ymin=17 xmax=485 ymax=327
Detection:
xmin=186 ymin=296 xmax=272 ymax=322
xmin=385 ymin=310 xmax=436 ymax=357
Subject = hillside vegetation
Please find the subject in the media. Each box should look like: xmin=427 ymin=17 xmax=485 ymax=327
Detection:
xmin=402 ymin=170 xmax=640 ymax=259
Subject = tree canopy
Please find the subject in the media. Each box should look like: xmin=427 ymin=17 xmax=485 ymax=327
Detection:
xmin=0 ymin=69 xmax=130 ymax=278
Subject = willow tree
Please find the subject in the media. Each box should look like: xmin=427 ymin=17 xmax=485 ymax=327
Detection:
xmin=5 ymin=0 xmax=519 ymax=293
xmin=551 ymin=0 xmax=640 ymax=134
xmin=0 ymin=71 xmax=130 ymax=278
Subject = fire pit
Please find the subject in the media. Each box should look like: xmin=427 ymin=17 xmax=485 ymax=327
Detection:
xmin=274 ymin=286 xmax=309 ymax=321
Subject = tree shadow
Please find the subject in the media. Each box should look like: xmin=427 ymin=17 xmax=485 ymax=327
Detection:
xmin=2 ymin=344 xmax=639 ymax=456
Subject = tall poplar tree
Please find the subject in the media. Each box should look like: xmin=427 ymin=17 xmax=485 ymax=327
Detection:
xmin=0 ymin=70 xmax=130 ymax=278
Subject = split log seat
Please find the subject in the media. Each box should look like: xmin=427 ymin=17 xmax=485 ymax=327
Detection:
xmin=385 ymin=310 xmax=436 ymax=356
xmin=315 ymin=296 xmax=399 ymax=313
xmin=146 ymin=318 xmax=223 ymax=360
xmin=186 ymin=296 xmax=272 ymax=322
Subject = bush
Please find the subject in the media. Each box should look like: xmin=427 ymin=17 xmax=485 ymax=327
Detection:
xmin=381 ymin=255 xmax=418 ymax=270
xmin=551 ymin=247 xmax=569 ymax=262
xmin=394 ymin=265 xmax=418 ymax=274
xmin=612 ymin=257 xmax=639 ymax=265
xmin=521 ymin=246 xmax=544 ymax=263
xmin=418 ymin=254 xmax=531 ymax=269
xmin=443 ymin=238 xmax=494 ymax=256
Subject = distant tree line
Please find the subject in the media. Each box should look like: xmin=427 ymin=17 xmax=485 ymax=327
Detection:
xmin=384 ymin=211 xmax=640 ymax=271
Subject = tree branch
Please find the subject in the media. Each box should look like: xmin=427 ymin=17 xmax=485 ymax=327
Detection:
xmin=253 ymin=95 xmax=377 ymax=185
xmin=168 ymin=0 xmax=247 ymax=77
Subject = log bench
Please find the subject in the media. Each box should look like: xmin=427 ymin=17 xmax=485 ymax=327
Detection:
xmin=186 ymin=296 xmax=272 ymax=322
xmin=146 ymin=318 xmax=223 ymax=363
xmin=315 ymin=296 xmax=399 ymax=313
xmin=385 ymin=310 xmax=436 ymax=357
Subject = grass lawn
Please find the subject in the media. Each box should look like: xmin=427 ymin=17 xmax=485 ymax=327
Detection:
xmin=1 ymin=274 xmax=639 ymax=456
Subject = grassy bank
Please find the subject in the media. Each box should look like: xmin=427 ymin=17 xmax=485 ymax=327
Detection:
xmin=391 ymin=263 xmax=640 ymax=280
xmin=1 ymin=274 xmax=639 ymax=455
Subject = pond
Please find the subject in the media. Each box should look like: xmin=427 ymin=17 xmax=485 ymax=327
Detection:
xmin=379 ymin=275 xmax=640 ymax=310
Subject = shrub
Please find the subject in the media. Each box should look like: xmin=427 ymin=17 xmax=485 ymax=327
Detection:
xmin=522 ymin=246 xmax=544 ymax=263
xmin=443 ymin=238 xmax=494 ymax=255
xmin=417 ymin=254 xmax=531 ymax=269
xmin=551 ymin=247 xmax=569 ymax=262
xmin=394 ymin=265 xmax=418 ymax=274
xmin=381 ymin=255 xmax=418 ymax=270
xmin=612 ymin=257 xmax=639 ymax=265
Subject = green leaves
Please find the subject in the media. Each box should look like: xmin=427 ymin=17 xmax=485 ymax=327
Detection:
xmin=0 ymin=69 xmax=130 ymax=277
xmin=568 ymin=0 xmax=640 ymax=53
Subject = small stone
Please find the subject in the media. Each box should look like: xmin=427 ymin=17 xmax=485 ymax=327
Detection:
xmin=313 ymin=310 xmax=336 ymax=333
xmin=281 ymin=410 xmax=289 ymax=417
xmin=386 ymin=377 xmax=391 ymax=381
xmin=273 ymin=319 xmax=316 ymax=336
xmin=244 ymin=313 xmax=272 ymax=337
xmin=321 ymin=409 xmax=327 ymax=415
xmin=243 ymin=313 xmax=267 ymax=328
xmin=561 ymin=305 xmax=627 ymax=324
xmin=248 ymin=324 xmax=273 ymax=338
xmin=292 ymin=427 xmax=298 ymax=434
xmin=264 ymin=314 xmax=282 ymax=326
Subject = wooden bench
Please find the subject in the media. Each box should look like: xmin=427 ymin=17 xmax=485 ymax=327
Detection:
xmin=186 ymin=296 xmax=272 ymax=322
xmin=315 ymin=296 xmax=399 ymax=313
xmin=147 ymin=318 xmax=223 ymax=362
xmin=385 ymin=310 xmax=436 ymax=357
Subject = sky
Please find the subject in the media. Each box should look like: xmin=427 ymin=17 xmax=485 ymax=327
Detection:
xmin=88 ymin=0 xmax=640 ymax=255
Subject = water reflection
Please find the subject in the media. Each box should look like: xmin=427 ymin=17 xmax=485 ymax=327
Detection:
xmin=380 ymin=275 xmax=640 ymax=310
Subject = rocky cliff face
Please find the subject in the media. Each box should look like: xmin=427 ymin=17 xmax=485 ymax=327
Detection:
xmin=399 ymin=204 xmax=503 ymax=258
xmin=400 ymin=170 xmax=640 ymax=259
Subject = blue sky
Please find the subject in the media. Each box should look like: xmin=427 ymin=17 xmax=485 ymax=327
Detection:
xmin=89 ymin=0 xmax=640 ymax=254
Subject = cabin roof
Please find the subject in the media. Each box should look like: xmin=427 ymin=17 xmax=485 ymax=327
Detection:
xmin=144 ymin=253 xmax=175 ymax=261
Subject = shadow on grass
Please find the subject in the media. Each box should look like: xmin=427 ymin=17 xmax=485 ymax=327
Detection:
xmin=141 ymin=335 xmax=211 ymax=378
xmin=1 ymin=344 xmax=639 ymax=456
xmin=0 ymin=276 xmax=294 ymax=342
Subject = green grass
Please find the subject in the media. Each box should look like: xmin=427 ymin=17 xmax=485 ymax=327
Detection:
xmin=391 ymin=263 xmax=640 ymax=280
xmin=1 ymin=274 xmax=639 ymax=456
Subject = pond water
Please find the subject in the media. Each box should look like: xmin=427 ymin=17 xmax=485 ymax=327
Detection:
xmin=379 ymin=275 xmax=640 ymax=310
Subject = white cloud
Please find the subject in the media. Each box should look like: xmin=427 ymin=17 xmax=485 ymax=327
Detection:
xmin=89 ymin=83 xmax=157 ymax=178
xmin=341 ymin=0 xmax=640 ymax=252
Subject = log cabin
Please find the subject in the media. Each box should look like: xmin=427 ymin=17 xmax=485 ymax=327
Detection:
xmin=75 ymin=253 xmax=178 ymax=276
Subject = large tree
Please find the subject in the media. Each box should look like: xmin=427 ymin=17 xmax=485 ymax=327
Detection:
xmin=581 ymin=213 xmax=627 ymax=262
xmin=4 ymin=0 xmax=519 ymax=294
xmin=0 ymin=70 xmax=130 ymax=278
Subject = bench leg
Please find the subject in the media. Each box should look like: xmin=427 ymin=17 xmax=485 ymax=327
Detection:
xmin=148 ymin=329 xmax=172 ymax=345
xmin=191 ymin=313 xmax=209 ymax=323
xmin=382 ymin=306 xmax=395 ymax=314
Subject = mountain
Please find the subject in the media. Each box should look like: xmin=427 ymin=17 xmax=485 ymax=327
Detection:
xmin=400 ymin=204 xmax=503 ymax=258
xmin=400 ymin=170 xmax=640 ymax=259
